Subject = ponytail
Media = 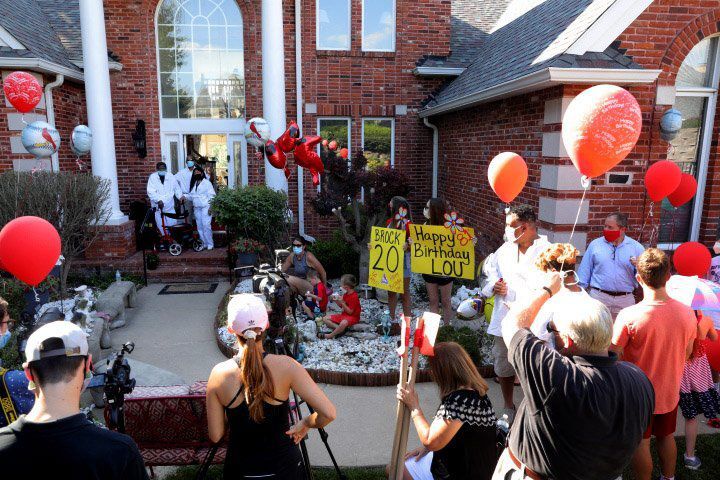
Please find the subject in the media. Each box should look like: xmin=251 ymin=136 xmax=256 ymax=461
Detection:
xmin=240 ymin=335 xmax=275 ymax=423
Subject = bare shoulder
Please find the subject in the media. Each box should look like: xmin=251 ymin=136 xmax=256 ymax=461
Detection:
xmin=264 ymin=353 xmax=298 ymax=370
xmin=209 ymin=359 xmax=238 ymax=382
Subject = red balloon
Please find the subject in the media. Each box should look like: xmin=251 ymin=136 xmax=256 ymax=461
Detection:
xmin=488 ymin=152 xmax=528 ymax=203
xmin=322 ymin=139 xmax=329 ymax=147
xmin=276 ymin=121 xmax=301 ymax=153
xmin=293 ymin=136 xmax=324 ymax=173
xmin=644 ymin=160 xmax=682 ymax=202
xmin=667 ymin=173 xmax=698 ymax=208
xmin=328 ymin=140 xmax=338 ymax=151
xmin=673 ymin=241 xmax=711 ymax=277
xmin=3 ymin=71 xmax=43 ymax=114
xmin=264 ymin=140 xmax=287 ymax=170
xmin=705 ymin=337 xmax=720 ymax=371
xmin=339 ymin=148 xmax=348 ymax=159
xmin=0 ymin=216 xmax=61 ymax=286
xmin=283 ymin=166 xmax=292 ymax=180
xmin=562 ymin=85 xmax=642 ymax=178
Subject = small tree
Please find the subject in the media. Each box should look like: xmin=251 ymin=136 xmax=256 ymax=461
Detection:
xmin=0 ymin=171 xmax=111 ymax=291
xmin=312 ymin=149 xmax=410 ymax=284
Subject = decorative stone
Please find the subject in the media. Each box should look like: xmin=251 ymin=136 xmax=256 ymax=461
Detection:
xmin=347 ymin=332 xmax=379 ymax=340
xmin=298 ymin=320 xmax=318 ymax=342
xmin=349 ymin=322 xmax=375 ymax=333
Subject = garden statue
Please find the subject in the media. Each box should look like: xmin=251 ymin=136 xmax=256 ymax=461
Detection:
xmin=381 ymin=310 xmax=392 ymax=342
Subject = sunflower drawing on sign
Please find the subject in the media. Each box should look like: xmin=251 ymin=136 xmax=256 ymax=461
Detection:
xmin=395 ymin=206 xmax=409 ymax=230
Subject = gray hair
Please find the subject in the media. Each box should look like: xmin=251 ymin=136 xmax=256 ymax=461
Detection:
xmin=552 ymin=294 xmax=613 ymax=354
xmin=607 ymin=212 xmax=628 ymax=228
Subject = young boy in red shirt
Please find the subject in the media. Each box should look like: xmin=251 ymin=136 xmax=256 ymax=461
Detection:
xmin=320 ymin=274 xmax=362 ymax=339
xmin=302 ymin=269 xmax=329 ymax=319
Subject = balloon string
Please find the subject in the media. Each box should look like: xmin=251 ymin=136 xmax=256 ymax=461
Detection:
xmin=559 ymin=176 xmax=590 ymax=274
xmin=33 ymin=286 xmax=39 ymax=303
xmin=648 ymin=202 xmax=659 ymax=247
xmin=669 ymin=207 xmax=677 ymax=251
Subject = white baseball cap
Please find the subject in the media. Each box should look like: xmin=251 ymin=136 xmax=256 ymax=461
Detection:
xmin=25 ymin=321 xmax=89 ymax=363
xmin=227 ymin=294 xmax=269 ymax=337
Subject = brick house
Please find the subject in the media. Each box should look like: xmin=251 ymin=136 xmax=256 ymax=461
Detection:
xmin=0 ymin=0 xmax=718 ymax=264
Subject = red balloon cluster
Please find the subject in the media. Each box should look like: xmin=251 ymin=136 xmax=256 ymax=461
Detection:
xmin=562 ymin=85 xmax=642 ymax=178
xmin=0 ymin=216 xmax=61 ymax=286
xmin=668 ymin=173 xmax=697 ymax=208
xmin=294 ymin=136 xmax=325 ymax=186
xmin=673 ymin=241 xmax=711 ymax=277
xmin=264 ymin=121 xmax=326 ymax=185
xmin=339 ymin=148 xmax=348 ymax=160
xmin=488 ymin=152 xmax=528 ymax=203
xmin=3 ymin=71 xmax=43 ymax=114
xmin=644 ymin=160 xmax=681 ymax=202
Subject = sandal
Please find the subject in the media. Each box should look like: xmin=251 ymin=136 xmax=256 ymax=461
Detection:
xmin=317 ymin=332 xmax=327 ymax=340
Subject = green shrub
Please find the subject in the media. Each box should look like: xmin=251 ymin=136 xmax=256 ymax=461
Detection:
xmin=436 ymin=325 xmax=483 ymax=366
xmin=211 ymin=185 xmax=291 ymax=251
xmin=0 ymin=331 xmax=21 ymax=370
xmin=308 ymin=230 xmax=360 ymax=279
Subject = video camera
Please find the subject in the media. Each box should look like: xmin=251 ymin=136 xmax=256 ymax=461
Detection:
xmin=89 ymin=342 xmax=136 ymax=432
xmin=252 ymin=263 xmax=299 ymax=356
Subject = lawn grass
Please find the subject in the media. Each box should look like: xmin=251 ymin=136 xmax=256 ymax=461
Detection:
xmin=164 ymin=434 xmax=720 ymax=479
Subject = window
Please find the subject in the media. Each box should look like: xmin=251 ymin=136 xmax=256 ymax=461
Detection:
xmin=362 ymin=0 xmax=395 ymax=52
xmin=659 ymin=36 xmax=720 ymax=244
xmin=318 ymin=118 xmax=351 ymax=155
xmin=317 ymin=0 xmax=350 ymax=50
xmin=156 ymin=0 xmax=245 ymax=119
xmin=362 ymin=119 xmax=394 ymax=170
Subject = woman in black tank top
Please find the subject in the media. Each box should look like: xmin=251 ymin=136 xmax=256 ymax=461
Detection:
xmin=206 ymin=294 xmax=336 ymax=479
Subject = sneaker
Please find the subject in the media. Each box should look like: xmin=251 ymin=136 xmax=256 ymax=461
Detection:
xmin=206 ymin=246 xmax=214 ymax=250
xmin=684 ymin=453 xmax=701 ymax=470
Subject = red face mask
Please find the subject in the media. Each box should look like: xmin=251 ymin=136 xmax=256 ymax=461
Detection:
xmin=603 ymin=229 xmax=621 ymax=243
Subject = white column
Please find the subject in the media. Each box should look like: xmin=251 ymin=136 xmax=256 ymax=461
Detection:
xmin=262 ymin=0 xmax=288 ymax=191
xmin=79 ymin=0 xmax=126 ymax=222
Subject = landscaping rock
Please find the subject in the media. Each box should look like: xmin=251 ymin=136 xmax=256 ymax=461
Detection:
xmin=298 ymin=321 xmax=318 ymax=342
xmin=349 ymin=322 xmax=375 ymax=333
xmin=346 ymin=332 xmax=379 ymax=341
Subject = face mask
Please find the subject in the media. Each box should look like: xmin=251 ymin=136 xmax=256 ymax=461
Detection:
xmin=158 ymin=171 xmax=167 ymax=178
xmin=423 ymin=207 xmax=430 ymax=220
xmin=603 ymin=229 xmax=621 ymax=243
xmin=187 ymin=161 xmax=195 ymax=168
xmin=0 ymin=330 xmax=10 ymax=349
xmin=561 ymin=270 xmax=579 ymax=287
xmin=340 ymin=287 xmax=347 ymax=295
xmin=505 ymin=225 xmax=524 ymax=243
xmin=293 ymin=246 xmax=303 ymax=255
xmin=714 ymin=241 xmax=720 ymax=255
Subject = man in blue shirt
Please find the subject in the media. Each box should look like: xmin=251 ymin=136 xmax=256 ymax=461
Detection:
xmin=577 ymin=212 xmax=645 ymax=319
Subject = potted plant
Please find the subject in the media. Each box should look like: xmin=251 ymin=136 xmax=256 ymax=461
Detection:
xmin=146 ymin=252 xmax=160 ymax=270
xmin=232 ymin=237 xmax=264 ymax=267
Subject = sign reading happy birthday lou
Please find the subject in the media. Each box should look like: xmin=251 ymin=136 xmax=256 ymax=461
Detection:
xmin=368 ymin=226 xmax=406 ymax=293
xmin=410 ymin=225 xmax=475 ymax=280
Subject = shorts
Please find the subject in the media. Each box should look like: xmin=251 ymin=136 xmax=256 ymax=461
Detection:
xmin=404 ymin=252 xmax=412 ymax=279
xmin=492 ymin=335 xmax=515 ymax=378
xmin=643 ymin=405 xmax=678 ymax=439
xmin=330 ymin=313 xmax=360 ymax=327
xmin=404 ymin=451 xmax=434 ymax=480
xmin=422 ymin=274 xmax=453 ymax=286
xmin=304 ymin=299 xmax=326 ymax=313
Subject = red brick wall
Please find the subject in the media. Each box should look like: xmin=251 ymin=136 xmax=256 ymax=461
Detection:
xmin=84 ymin=220 xmax=137 ymax=259
xmin=52 ymin=81 xmax=88 ymax=172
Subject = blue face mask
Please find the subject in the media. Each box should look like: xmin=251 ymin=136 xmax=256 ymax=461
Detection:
xmin=293 ymin=246 xmax=303 ymax=255
xmin=158 ymin=170 xmax=167 ymax=177
xmin=187 ymin=161 xmax=195 ymax=168
xmin=0 ymin=331 xmax=11 ymax=349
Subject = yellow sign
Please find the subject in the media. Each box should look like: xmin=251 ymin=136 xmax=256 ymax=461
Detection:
xmin=368 ymin=226 xmax=406 ymax=293
xmin=410 ymin=224 xmax=475 ymax=280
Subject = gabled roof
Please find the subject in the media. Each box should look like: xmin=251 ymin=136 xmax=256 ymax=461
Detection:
xmin=421 ymin=0 xmax=659 ymax=116
xmin=36 ymin=0 xmax=83 ymax=63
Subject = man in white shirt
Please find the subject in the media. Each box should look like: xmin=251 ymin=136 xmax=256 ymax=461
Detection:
xmin=176 ymin=158 xmax=196 ymax=223
xmin=147 ymin=162 xmax=181 ymax=235
xmin=481 ymin=204 xmax=550 ymax=422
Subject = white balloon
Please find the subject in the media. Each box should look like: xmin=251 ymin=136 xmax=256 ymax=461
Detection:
xmin=244 ymin=117 xmax=271 ymax=148
xmin=71 ymin=125 xmax=92 ymax=156
xmin=21 ymin=121 xmax=60 ymax=158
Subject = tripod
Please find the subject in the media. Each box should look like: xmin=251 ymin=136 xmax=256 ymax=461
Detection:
xmin=270 ymin=336 xmax=347 ymax=480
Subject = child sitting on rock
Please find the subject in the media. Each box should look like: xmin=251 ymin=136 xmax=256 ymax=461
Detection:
xmin=319 ymin=274 xmax=361 ymax=340
xmin=302 ymin=269 xmax=329 ymax=319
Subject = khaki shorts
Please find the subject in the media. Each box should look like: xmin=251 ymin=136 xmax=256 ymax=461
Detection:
xmin=492 ymin=335 xmax=515 ymax=378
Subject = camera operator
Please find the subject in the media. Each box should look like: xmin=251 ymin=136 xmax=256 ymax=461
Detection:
xmin=0 ymin=321 xmax=148 ymax=479
xmin=206 ymin=294 xmax=336 ymax=479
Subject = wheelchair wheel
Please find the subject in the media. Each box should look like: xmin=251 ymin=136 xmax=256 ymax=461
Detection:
xmin=192 ymin=239 xmax=204 ymax=252
xmin=169 ymin=242 xmax=183 ymax=256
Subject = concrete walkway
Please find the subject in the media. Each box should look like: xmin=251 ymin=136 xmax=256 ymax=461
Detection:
xmin=115 ymin=282 xmax=717 ymax=470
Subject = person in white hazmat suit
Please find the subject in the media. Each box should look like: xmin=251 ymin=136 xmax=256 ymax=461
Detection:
xmin=147 ymin=161 xmax=181 ymax=235
xmin=187 ymin=166 xmax=216 ymax=250
xmin=176 ymin=158 xmax=196 ymax=223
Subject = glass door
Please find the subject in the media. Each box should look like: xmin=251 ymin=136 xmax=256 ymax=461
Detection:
xmin=228 ymin=134 xmax=247 ymax=188
xmin=161 ymin=133 xmax=184 ymax=174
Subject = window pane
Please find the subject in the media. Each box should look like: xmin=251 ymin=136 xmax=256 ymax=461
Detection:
xmin=233 ymin=140 xmax=244 ymax=186
xmin=159 ymin=49 xmax=175 ymax=72
xmin=169 ymin=140 xmax=179 ymax=174
xmin=227 ymin=27 xmax=243 ymax=49
xmin=210 ymin=27 xmax=226 ymax=50
xmin=317 ymin=0 xmax=349 ymax=50
xmin=175 ymin=24 xmax=192 ymax=51
xmin=157 ymin=25 xmax=175 ymax=49
xmin=160 ymin=73 xmax=177 ymax=95
xmin=193 ymin=24 xmax=210 ymax=48
xmin=178 ymin=96 xmax=194 ymax=118
xmin=176 ymin=72 xmax=194 ymax=96
xmin=659 ymin=96 xmax=707 ymax=243
xmin=161 ymin=96 xmax=179 ymax=118
xmin=363 ymin=119 xmax=392 ymax=170
xmin=319 ymin=119 xmax=349 ymax=149
xmin=363 ymin=0 xmax=395 ymax=51
xmin=677 ymin=38 xmax=713 ymax=88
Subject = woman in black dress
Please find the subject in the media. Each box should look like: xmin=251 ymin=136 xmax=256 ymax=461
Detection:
xmin=396 ymin=342 xmax=498 ymax=479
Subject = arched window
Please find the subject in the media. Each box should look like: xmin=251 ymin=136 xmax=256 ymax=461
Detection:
xmin=660 ymin=36 xmax=720 ymax=244
xmin=156 ymin=0 xmax=244 ymax=119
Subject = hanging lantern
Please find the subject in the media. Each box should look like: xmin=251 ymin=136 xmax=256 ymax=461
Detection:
xmin=660 ymin=108 xmax=682 ymax=142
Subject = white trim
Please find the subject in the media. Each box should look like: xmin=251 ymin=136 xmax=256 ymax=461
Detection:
xmin=44 ymin=74 xmax=64 ymax=172
xmin=0 ymin=58 xmax=83 ymax=81
xmin=361 ymin=0 xmax=396 ymax=52
xmin=675 ymin=87 xmax=717 ymax=96
xmin=316 ymin=0 xmax=351 ymax=51
xmin=423 ymin=117 xmax=438 ymax=197
xmin=0 ymin=26 xmax=25 ymax=49
xmin=362 ymin=117 xmax=395 ymax=166
xmin=566 ymin=0 xmax=653 ymax=55
xmin=419 ymin=67 xmax=661 ymax=117
xmin=412 ymin=66 xmax=465 ymax=76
